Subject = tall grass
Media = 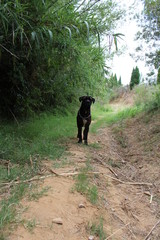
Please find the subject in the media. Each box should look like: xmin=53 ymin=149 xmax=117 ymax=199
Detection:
xmin=0 ymin=112 xmax=76 ymax=165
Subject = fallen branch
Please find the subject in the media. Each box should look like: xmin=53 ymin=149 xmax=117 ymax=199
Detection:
xmin=59 ymin=171 xmax=100 ymax=177
xmin=93 ymin=157 xmax=118 ymax=178
xmin=144 ymin=219 xmax=160 ymax=240
xmin=0 ymin=171 xmax=100 ymax=188
xmin=0 ymin=170 xmax=153 ymax=189
xmin=150 ymin=194 xmax=153 ymax=204
xmin=103 ymin=174 xmax=153 ymax=186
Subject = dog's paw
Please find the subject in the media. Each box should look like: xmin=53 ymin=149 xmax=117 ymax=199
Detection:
xmin=78 ymin=140 xmax=82 ymax=144
xmin=84 ymin=140 xmax=88 ymax=145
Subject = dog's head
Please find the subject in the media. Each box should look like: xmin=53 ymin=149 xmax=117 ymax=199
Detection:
xmin=79 ymin=96 xmax=95 ymax=109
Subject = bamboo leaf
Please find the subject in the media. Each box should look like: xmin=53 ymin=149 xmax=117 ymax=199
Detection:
xmin=113 ymin=33 xmax=125 ymax=40
xmin=71 ymin=24 xmax=80 ymax=34
xmin=48 ymin=29 xmax=53 ymax=42
xmin=84 ymin=20 xmax=89 ymax=42
xmin=113 ymin=35 xmax=118 ymax=51
xmin=96 ymin=28 xmax=100 ymax=50
xmin=64 ymin=26 xmax=72 ymax=39
xmin=20 ymin=31 xmax=23 ymax=46
xmin=31 ymin=31 xmax=36 ymax=41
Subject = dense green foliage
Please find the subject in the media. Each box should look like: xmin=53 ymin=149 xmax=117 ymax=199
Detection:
xmin=136 ymin=0 xmax=160 ymax=71
xmin=157 ymin=67 xmax=160 ymax=84
xmin=144 ymin=0 xmax=160 ymax=70
xmin=106 ymin=73 xmax=122 ymax=88
xmin=130 ymin=66 xmax=140 ymax=90
xmin=0 ymin=0 xmax=123 ymax=118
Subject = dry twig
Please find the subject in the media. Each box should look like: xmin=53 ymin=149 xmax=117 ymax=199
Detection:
xmin=0 ymin=170 xmax=153 ymax=190
xmin=0 ymin=171 xmax=100 ymax=188
xmin=93 ymin=157 xmax=118 ymax=178
xmin=103 ymin=174 xmax=153 ymax=186
xmin=144 ymin=219 xmax=160 ymax=240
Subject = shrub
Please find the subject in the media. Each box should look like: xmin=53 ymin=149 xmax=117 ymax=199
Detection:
xmin=134 ymin=84 xmax=160 ymax=111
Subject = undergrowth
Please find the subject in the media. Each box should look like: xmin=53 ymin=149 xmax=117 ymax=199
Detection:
xmin=91 ymin=104 xmax=143 ymax=133
xmin=134 ymin=84 xmax=160 ymax=112
xmin=0 ymin=112 xmax=76 ymax=166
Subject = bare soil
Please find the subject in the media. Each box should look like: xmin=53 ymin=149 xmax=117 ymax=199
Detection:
xmin=9 ymin=104 xmax=160 ymax=240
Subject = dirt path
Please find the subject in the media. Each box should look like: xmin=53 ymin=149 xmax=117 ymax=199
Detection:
xmin=10 ymin=106 xmax=160 ymax=239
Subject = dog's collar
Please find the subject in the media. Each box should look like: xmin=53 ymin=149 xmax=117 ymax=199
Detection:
xmin=78 ymin=110 xmax=91 ymax=119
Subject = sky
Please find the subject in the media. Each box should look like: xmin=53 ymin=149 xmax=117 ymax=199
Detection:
xmin=111 ymin=0 xmax=146 ymax=85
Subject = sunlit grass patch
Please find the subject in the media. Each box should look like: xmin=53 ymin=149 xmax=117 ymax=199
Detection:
xmin=91 ymin=104 xmax=143 ymax=133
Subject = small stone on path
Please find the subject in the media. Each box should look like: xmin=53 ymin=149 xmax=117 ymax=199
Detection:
xmin=52 ymin=218 xmax=63 ymax=225
xmin=88 ymin=236 xmax=94 ymax=240
xmin=78 ymin=203 xmax=86 ymax=208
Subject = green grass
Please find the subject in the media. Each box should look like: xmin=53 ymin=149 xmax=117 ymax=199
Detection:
xmin=23 ymin=219 xmax=36 ymax=233
xmin=88 ymin=217 xmax=106 ymax=240
xmin=74 ymin=172 xmax=98 ymax=204
xmin=91 ymin=104 xmax=143 ymax=133
xmin=0 ymin=184 xmax=28 ymax=232
xmin=74 ymin=160 xmax=98 ymax=204
xmin=0 ymin=112 xmax=76 ymax=167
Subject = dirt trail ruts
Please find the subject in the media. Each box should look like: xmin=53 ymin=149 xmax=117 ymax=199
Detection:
xmin=10 ymin=109 xmax=160 ymax=240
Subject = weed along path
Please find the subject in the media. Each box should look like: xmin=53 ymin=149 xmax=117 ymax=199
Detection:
xmin=9 ymin=103 xmax=160 ymax=240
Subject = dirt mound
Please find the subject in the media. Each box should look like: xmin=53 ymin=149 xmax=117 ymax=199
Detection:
xmin=9 ymin=111 xmax=160 ymax=240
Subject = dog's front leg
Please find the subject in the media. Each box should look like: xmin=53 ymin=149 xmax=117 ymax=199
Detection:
xmin=78 ymin=126 xmax=82 ymax=143
xmin=83 ymin=124 xmax=89 ymax=145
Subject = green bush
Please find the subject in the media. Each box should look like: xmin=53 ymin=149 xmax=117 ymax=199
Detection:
xmin=134 ymin=84 xmax=160 ymax=111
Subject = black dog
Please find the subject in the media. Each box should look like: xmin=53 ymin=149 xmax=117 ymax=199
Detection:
xmin=77 ymin=96 xmax=95 ymax=145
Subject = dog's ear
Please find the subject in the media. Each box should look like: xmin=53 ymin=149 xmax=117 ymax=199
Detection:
xmin=79 ymin=96 xmax=85 ymax=102
xmin=92 ymin=98 xmax=95 ymax=104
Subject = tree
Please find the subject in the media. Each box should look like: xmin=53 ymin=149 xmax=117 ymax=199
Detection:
xmin=106 ymin=73 xmax=120 ymax=88
xmin=157 ymin=68 xmax=160 ymax=85
xmin=135 ymin=0 xmax=160 ymax=75
xmin=118 ymin=76 xmax=122 ymax=86
xmin=0 ymin=0 xmax=124 ymax=117
xmin=130 ymin=66 xmax=140 ymax=90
